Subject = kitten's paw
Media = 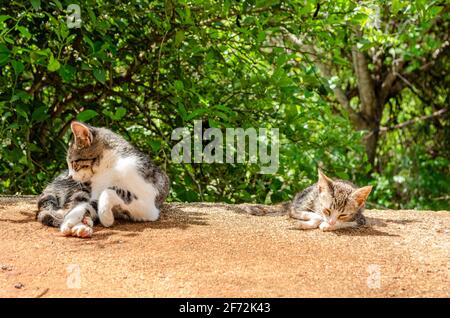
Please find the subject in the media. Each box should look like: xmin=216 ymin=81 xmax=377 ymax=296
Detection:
xmin=319 ymin=222 xmax=334 ymax=231
xmin=297 ymin=222 xmax=318 ymax=230
xmin=142 ymin=208 xmax=160 ymax=222
xmin=71 ymin=223 xmax=93 ymax=238
xmin=82 ymin=216 xmax=94 ymax=227
xmin=99 ymin=210 xmax=114 ymax=227
xmin=60 ymin=220 xmax=76 ymax=236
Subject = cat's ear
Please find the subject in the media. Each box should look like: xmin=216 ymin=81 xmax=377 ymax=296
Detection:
xmin=317 ymin=169 xmax=333 ymax=193
xmin=71 ymin=121 xmax=93 ymax=148
xmin=352 ymin=186 xmax=373 ymax=207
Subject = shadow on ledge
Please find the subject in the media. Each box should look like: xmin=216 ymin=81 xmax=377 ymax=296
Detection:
xmin=88 ymin=204 xmax=210 ymax=242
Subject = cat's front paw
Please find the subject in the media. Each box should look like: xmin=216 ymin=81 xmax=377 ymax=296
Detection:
xmin=319 ymin=222 xmax=335 ymax=231
xmin=82 ymin=216 xmax=94 ymax=227
xmin=60 ymin=220 xmax=76 ymax=236
xmin=71 ymin=223 xmax=93 ymax=238
xmin=98 ymin=208 xmax=114 ymax=227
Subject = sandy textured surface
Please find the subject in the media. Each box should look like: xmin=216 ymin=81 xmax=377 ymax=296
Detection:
xmin=0 ymin=197 xmax=448 ymax=298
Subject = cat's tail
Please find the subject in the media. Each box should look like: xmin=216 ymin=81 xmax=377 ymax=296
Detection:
xmin=235 ymin=201 xmax=291 ymax=216
xmin=36 ymin=195 xmax=64 ymax=227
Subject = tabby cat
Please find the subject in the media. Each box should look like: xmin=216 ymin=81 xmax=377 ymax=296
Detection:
xmin=290 ymin=169 xmax=372 ymax=231
xmin=37 ymin=121 xmax=170 ymax=238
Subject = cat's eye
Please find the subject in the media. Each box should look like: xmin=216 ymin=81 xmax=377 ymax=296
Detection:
xmin=323 ymin=208 xmax=331 ymax=216
xmin=338 ymin=214 xmax=349 ymax=219
xmin=71 ymin=161 xmax=92 ymax=171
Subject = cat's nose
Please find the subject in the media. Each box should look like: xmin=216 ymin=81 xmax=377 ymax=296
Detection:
xmin=328 ymin=219 xmax=336 ymax=225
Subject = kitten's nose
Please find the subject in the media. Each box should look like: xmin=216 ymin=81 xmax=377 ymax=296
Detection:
xmin=328 ymin=219 xmax=336 ymax=225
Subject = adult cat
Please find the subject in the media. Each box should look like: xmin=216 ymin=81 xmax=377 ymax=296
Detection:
xmin=36 ymin=121 xmax=170 ymax=238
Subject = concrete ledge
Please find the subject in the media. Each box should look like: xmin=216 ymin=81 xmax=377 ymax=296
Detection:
xmin=0 ymin=198 xmax=448 ymax=297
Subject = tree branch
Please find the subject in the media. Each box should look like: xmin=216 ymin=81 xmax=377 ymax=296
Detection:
xmin=351 ymin=47 xmax=377 ymax=120
xmin=379 ymin=61 xmax=404 ymax=104
xmin=379 ymin=108 xmax=448 ymax=133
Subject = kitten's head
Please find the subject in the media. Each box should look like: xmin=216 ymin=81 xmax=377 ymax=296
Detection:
xmin=67 ymin=121 xmax=104 ymax=183
xmin=317 ymin=169 xmax=372 ymax=225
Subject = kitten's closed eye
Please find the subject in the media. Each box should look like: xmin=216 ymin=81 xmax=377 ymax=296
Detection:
xmin=323 ymin=208 xmax=331 ymax=216
xmin=72 ymin=159 xmax=96 ymax=171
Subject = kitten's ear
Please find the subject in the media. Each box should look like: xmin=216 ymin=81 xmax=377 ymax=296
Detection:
xmin=317 ymin=169 xmax=333 ymax=193
xmin=71 ymin=121 xmax=93 ymax=148
xmin=352 ymin=186 xmax=373 ymax=207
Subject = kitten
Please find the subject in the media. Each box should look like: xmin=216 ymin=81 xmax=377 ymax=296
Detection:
xmin=290 ymin=169 xmax=372 ymax=231
xmin=36 ymin=121 xmax=170 ymax=238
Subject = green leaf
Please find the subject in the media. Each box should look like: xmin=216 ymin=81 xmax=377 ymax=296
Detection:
xmin=58 ymin=64 xmax=76 ymax=82
xmin=15 ymin=104 xmax=29 ymax=119
xmin=177 ymin=103 xmax=188 ymax=121
xmin=83 ymin=35 xmax=95 ymax=52
xmin=29 ymin=143 xmax=42 ymax=153
xmin=34 ymin=48 xmax=51 ymax=57
xmin=255 ymin=0 xmax=279 ymax=8
xmin=0 ymin=43 xmax=10 ymax=65
xmin=87 ymin=7 xmax=97 ymax=23
xmin=186 ymin=108 xmax=209 ymax=121
xmin=11 ymin=60 xmax=24 ymax=77
xmin=47 ymin=54 xmax=60 ymax=72
xmin=52 ymin=0 xmax=63 ymax=10
xmin=93 ymin=68 xmax=106 ymax=84
xmin=335 ymin=171 xmax=349 ymax=180
xmin=114 ymin=107 xmax=126 ymax=120
xmin=11 ymin=90 xmax=31 ymax=102
xmin=257 ymin=31 xmax=266 ymax=44
xmin=174 ymin=80 xmax=184 ymax=90
xmin=77 ymin=110 xmax=98 ymax=122
xmin=223 ymin=0 xmax=231 ymax=16
xmin=0 ymin=15 xmax=12 ymax=24
xmin=30 ymin=0 xmax=41 ymax=10
xmin=175 ymin=30 xmax=185 ymax=46
xmin=60 ymin=25 xmax=69 ymax=40
xmin=149 ymin=140 xmax=161 ymax=153
xmin=31 ymin=106 xmax=49 ymax=122
xmin=65 ymin=34 xmax=77 ymax=44
xmin=105 ymin=107 xmax=127 ymax=120
xmin=17 ymin=26 xmax=31 ymax=40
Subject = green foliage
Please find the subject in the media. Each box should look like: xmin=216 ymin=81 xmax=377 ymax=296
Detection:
xmin=0 ymin=0 xmax=448 ymax=210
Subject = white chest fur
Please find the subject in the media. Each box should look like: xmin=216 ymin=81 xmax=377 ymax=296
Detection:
xmin=90 ymin=150 xmax=157 ymax=201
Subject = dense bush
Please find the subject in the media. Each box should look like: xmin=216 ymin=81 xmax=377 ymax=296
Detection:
xmin=0 ymin=0 xmax=448 ymax=210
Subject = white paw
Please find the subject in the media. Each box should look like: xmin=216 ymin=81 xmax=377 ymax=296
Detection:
xmin=71 ymin=223 xmax=93 ymax=238
xmin=297 ymin=222 xmax=316 ymax=230
xmin=144 ymin=208 xmax=160 ymax=222
xmin=99 ymin=209 xmax=114 ymax=227
xmin=82 ymin=216 xmax=94 ymax=227
xmin=319 ymin=222 xmax=334 ymax=231
xmin=60 ymin=220 xmax=76 ymax=236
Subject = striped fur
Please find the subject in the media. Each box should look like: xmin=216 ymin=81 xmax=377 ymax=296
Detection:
xmin=290 ymin=169 xmax=372 ymax=231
